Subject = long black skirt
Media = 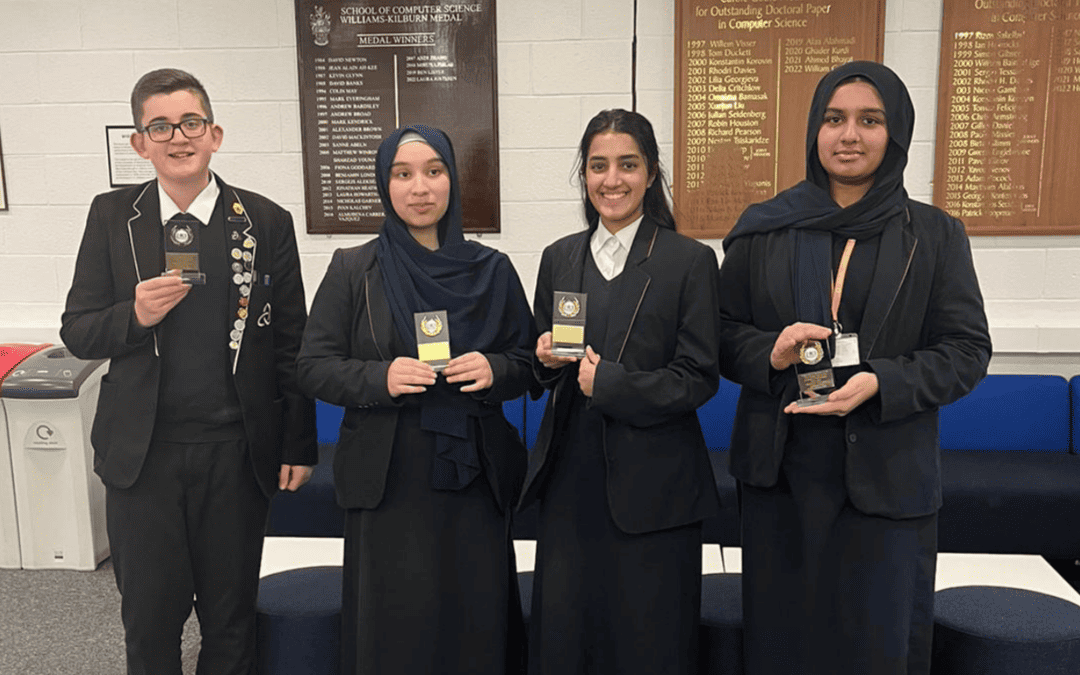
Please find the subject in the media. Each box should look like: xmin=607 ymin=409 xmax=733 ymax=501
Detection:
xmin=342 ymin=407 xmax=521 ymax=675
xmin=740 ymin=415 xmax=937 ymax=675
xmin=529 ymin=397 xmax=702 ymax=675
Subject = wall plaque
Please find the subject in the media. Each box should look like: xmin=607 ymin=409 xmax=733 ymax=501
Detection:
xmin=674 ymin=0 xmax=884 ymax=239
xmin=295 ymin=1 xmax=499 ymax=234
xmin=933 ymin=3 xmax=1080 ymax=235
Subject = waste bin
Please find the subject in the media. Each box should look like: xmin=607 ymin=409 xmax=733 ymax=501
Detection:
xmin=0 ymin=343 xmax=53 ymax=569
xmin=3 ymin=345 xmax=108 ymax=570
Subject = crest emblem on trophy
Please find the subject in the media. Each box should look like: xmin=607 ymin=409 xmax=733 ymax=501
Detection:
xmin=310 ymin=6 xmax=332 ymax=46
xmin=558 ymin=296 xmax=580 ymax=319
xmin=169 ymin=222 xmax=193 ymax=248
xmin=420 ymin=314 xmax=443 ymax=338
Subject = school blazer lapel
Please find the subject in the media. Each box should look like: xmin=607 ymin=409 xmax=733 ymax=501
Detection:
xmin=764 ymin=230 xmax=798 ymax=328
xmin=127 ymin=181 xmax=164 ymax=283
xmin=364 ymin=264 xmax=397 ymax=360
xmin=603 ymin=219 xmax=657 ymax=363
xmin=860 ymin=211 xmax=917 ymax=359
xmin=554 ymin=233 xmax=588 ymax=296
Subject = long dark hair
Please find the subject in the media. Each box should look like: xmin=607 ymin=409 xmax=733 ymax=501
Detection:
xmin=575 ymin=109 xmax=676 ymax=231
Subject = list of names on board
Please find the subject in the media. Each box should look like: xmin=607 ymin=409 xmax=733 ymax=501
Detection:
xmin=675 ymin=1 xmax=884 ymax=239
xmin=934 ymin=3 xmax=1080 ymax=235
xmin=296 ymin=1 xmax=499 ymax=234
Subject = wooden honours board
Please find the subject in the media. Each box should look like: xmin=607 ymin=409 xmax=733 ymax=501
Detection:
xmin=933 ymin=2 xmax=1080 ymax=235
xmin=295 ymin=1 xmax=499 ymax=234
xmin=674 ymin=0 xmax=884 ymax=239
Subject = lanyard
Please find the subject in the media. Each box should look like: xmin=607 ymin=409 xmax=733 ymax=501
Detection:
xmin=830 ymin=238 xmax=856 ymax=331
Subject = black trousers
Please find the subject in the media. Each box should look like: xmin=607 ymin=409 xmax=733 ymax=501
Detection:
xmin=106 ymin=438 xmax=269 ymax=675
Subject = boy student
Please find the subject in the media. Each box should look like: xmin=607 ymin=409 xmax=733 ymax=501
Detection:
xmin=61 ymin=69 xmax=317 ymax=675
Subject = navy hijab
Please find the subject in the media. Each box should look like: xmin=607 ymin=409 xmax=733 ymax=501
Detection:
xmin=724 ymin=61 xmax=914 ymax=327
xmin=375 ymin=125 xmax=525 ymax=356
xmin=374 ymin=125 xmax=532 ymax=490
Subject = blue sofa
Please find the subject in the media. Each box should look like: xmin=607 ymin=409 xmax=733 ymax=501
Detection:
xmin=268 ymin=374 xmax=1080 ymax=561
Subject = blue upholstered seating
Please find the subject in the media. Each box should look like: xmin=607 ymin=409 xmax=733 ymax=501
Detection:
xmin=265 ymin=401 xmax=345 ymax=537
xmin=256 ymin=565 xmax=343 ymax=675
xmin=937 ymin=375 xmax=1080 ymax=557
xmin=699 ymin=378 xmax=741 ymax=546
xmin=258 ymin=374 xmax=1080 ymax=673
xmin=932 ymin=586 xmax=1080 ymax=674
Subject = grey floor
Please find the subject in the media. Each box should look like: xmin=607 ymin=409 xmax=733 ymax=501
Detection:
xmin=0 ymin=558 xmax=201 ymax=675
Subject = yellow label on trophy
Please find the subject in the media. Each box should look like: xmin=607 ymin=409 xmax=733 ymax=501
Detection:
xmin=417 ymin=342 xmax=451 ymax=362
xmin=552 ymin=324 xmax=585 ymax=344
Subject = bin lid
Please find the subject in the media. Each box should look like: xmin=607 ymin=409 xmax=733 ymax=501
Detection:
xmin=0 ymin=343 xmax=52 ymax=383
xmin=1 ymin=346 xmax=107 ymax=399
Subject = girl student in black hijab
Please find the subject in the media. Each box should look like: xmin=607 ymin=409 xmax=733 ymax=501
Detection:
xmin=518 ymin=109 xmax=722 ymax=675
xmin=718 ymin=62 xmax=991 ymax=674
xmin=297 ymin=125 xmax=535 ymax=675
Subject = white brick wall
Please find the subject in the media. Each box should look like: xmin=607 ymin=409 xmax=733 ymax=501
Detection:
xmin=0 ymin=0 xmax=1077 ymax=367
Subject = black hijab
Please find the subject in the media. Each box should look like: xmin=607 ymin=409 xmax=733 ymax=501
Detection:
xmin=375 ymin=125 xmax=533 ymax=491
xmin=724 ymin=61 xmax=914 ymax=327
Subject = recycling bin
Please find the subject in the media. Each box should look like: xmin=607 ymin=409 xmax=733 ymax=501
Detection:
xmin=0 ymin=343 xmax=53 ymax=569
xmin=3 ymin=346 xmax=108 ymax=570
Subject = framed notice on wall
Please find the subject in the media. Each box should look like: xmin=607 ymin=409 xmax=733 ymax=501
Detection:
xmin=0 ymin=126 xmax=7 ymax=211
xmin=933 ymin=2 xmax=1080 ymax=235
xmin=106 ymin=126 xmax=158 ymax=187
xmin=295 ymin=0 xmax=500 ymax=234
xmin=674 ymin=1 xmax=885 ymax=239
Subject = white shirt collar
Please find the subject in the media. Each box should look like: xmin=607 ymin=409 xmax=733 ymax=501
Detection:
xmin=589 ymin=215 xmax=643 ymax=280
xmin=157 ymin=173 xmax=220 ymax=226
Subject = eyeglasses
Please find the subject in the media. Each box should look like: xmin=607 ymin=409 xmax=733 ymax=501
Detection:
xmin=141 ymin=118 xmax=211 ymax=143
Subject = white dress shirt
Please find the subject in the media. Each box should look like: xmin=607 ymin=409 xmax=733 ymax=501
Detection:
xmin=158 ymin=173 xmax=220 ymax=226
xmin=589 ymin=215 xmax=643 ymax=281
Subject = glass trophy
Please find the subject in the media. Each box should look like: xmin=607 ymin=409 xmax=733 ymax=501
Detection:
xmin=794 ymin=338 xmax=835 ymax=407
xmin=551 ymin=291 xmax=587 ymax=358
xmin=415 ymin=310 xmax=450 ymax=372
xmin=164 ymin=215 xmax=206 ymax=285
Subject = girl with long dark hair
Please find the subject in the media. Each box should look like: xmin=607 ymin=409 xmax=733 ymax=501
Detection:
xmin=519 ymin=109 xmax=722 ymax=675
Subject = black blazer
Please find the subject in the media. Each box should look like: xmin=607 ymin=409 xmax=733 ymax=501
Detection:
xmin=60 ymin=177 xmax=317 ymax=497
xmin=519 ymin=217 xmax=723 ymax=534
xmin=296 ymin=241 xmax=534 ymax=512
xmin=717 ymin=202 xmax=992 ymax=519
